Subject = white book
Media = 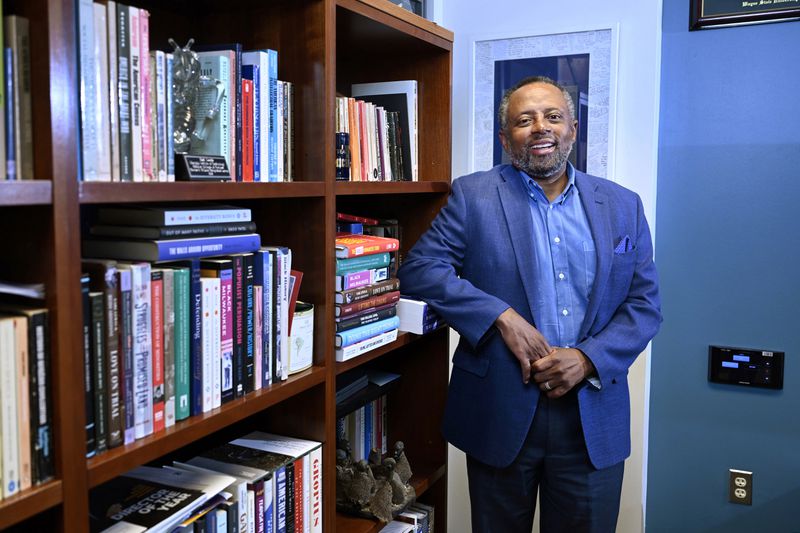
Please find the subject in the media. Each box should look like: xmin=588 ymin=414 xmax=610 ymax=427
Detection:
xmin=379 ymin=522 xmax=415 ymax=533
xmin=335 ymin=328 xmax=398 ymax=362
xmin=308 ymin=445 xmax=322 ymax=533
xmin=247 ymin=488 xmax=256 ymax=533
xmin=173 ymin=460 xmax=250 ymax=533
xmin=165 ymin=52 xmax=175 ymax=180
xmin=105 ymin=1 xmax=120 ymax=181
xmin=200 ymin=278 xmax=215 ymax=413
xmin=138 ymin=8 xmax=152 ymax=181
xmin=76 ymin=1 xmax=97 ymax=181
xmin=242 ymin=49 xmax=277 ymax=182
xmin=126 ymin=262 xmax=153 ymax=439
xmin=276 ymin=79 xmax=284 ymax=181
xmin=215 ymin=508 xmax=227 ymax=533
xmin=0 ymin=317 xmax=19 ymax=498
xmin=351 ymin=80 xmax=418 ymax=181
xmin=92 ymin=5 xmax=111 ymax=181
xmin=12 ymin=316 xmax=31 ymax=491
xmin=396 ymin=297 xmax=440 ymax=335
xmin=128 ymin=6 xmax=143 ymax=181
xmin=211 ymin=277 xmax=222 ymax=409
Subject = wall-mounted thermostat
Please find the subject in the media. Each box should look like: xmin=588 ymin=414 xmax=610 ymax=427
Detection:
xmin=708 ymin=345 xmax=784 ymax=389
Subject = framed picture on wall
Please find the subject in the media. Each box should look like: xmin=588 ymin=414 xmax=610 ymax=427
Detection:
xmin=470 ymin=28 xmax=618 ymax=179
xmin=690 ymin=0 xmax=800 ymax=30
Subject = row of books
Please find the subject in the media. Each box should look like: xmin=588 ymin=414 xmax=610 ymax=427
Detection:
xmin=379 ymin=501 xmax=435 ymax=533
xmin=78 ymin=1 xmax=293 ymax=183
xmin=334 ymin=214 xmax=402 ymax=362
xmin=90 ymin=431 xmax=322 ymax=533
xmin=335 ymin=80 xmax=418 ymax=182
xmin=0 ymin=298 xmax=54 ymax=500
xmin=0 ymin=12 xmax=33 ymax=180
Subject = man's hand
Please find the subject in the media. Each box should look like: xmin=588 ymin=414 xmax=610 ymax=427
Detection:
xmin=494 ymin=308 xmax=553 ymax=384
xmin=531 ymin=348 xmax=594 ymax=398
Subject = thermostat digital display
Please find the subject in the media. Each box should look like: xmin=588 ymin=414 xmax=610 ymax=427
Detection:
xmin=708 ymin=345 xmax=784 ymax=389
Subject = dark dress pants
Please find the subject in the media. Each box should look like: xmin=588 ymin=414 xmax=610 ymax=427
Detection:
xmin=466 ymin=390 xmax=625 ymax=533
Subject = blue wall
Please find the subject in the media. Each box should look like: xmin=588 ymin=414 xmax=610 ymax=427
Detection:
xmin=647 ymin=2 xmax=800 ymax=531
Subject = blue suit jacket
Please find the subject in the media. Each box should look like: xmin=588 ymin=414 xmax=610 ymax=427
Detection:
xmin=397 ymin=165 xmax=661 ymax=469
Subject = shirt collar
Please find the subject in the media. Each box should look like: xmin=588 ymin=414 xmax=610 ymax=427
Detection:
xmin=518 ymin=162 xmax=576 ymax=205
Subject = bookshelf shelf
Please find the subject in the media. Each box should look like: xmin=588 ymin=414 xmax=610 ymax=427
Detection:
xmin=335 ymin=331 xmax=425 ymax=374
xmin=87 ymin=366 xmax=327 ymax=488
xmin=337 ymin=0 xmax=454 ymax=50
xmin=0 ymin=180 xmax=53 ymax=205
xmin=0 ymin=480 xmax=63 ymax=530
xmin=334 ymin=181 xmax=449 ymax=196
xmin=334 ymin=462 xmax=447 ymax=533
xmin=79 ymin=181 xmax=326 ymax=204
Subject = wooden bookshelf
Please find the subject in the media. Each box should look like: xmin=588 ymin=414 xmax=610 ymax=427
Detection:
xmin=3 ymin=0 xmax=452 ymax=530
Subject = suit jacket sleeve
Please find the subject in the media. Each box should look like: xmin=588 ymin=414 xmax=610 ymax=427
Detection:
xmin=577 ymin=195 xmax=662 ymax=386
xmin=398 ymin=177 xmax=510 ymax=349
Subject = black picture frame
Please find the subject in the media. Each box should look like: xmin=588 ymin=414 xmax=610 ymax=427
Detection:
xmin=690 ymin=0 xmax=800 ymax=30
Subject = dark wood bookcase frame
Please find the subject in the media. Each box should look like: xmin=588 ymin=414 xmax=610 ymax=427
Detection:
xmin=0 ymin=0 xmax=452 ymax=531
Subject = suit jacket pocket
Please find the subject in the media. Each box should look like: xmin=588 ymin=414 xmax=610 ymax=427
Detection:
xmin=452 ymin=343 xmax=490 ymax=377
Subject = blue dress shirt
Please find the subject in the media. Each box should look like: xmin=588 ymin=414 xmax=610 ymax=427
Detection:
xmin=519 ymin=163 xmax=596 ymax=350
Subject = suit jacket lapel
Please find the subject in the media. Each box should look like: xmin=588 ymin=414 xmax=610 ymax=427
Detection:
xmin=576 ymin=172 xmax=612 ymax=339
xmin=497 ymin=166 xmax=543 ymax=324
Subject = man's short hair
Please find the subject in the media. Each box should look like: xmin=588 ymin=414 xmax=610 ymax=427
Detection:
xmin=498 ymin=76 xmax=576 ymax=134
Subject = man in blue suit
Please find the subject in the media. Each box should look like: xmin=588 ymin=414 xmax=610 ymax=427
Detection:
xmin=397 ymin=76 xmax=661 ymax=532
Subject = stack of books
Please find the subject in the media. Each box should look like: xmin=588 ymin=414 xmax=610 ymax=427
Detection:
xmin=80 ymin=205 xmax=296 ymax=458
xmin=379 ymin=501 xmax=435 ymax=533
xmin=0 ymin=283 xmax=55 ymax=500
xmin=334 ymin=214 xmax=401 ymax=362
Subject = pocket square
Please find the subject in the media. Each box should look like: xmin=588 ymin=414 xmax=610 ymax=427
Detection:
xmin=614 ymin=235 xmax=633 ymax=254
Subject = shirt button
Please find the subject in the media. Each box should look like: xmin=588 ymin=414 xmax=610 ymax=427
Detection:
xmin=558 ymin=272 xmax=565 ymax=280
xmin=554 ymin=236 xmax=561 ymax=244
xmin=562 ymin=309 xmax=569 ymax=316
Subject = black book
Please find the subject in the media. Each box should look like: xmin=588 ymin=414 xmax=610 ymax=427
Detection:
xmin=90 ymin=221 xmax=257 ymax=240
xmin=243 ymin=253 xmax=255 ymax=393
xmin=230 ymin=254 xmax=245 ymax=397
xmin=336 ymin=306 xmax=397 ymax=333
xmin=89 ymin=291 xmax=108 ymax=453
xmin=81 ymin=273 xmax=96 ymax=456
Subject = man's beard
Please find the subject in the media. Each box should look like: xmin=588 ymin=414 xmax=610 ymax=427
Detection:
xmin=508 ymin=138 xmax=574 ymax=180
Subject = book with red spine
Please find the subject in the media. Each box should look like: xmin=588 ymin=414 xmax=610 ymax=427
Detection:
xmin=335 ymin=233 xmax=399 ymax=259
xmin=242 ymin=77 xmax=254 ymax=182
xmin=334 ymin=290 xmax=400 ymax=318
xmin=336 ymin=212 xmax=379 ymax=225
xmin=151 ymin=269 xmax=165 ymax=433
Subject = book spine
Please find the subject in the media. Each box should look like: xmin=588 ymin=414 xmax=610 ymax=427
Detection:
xmin=244 ymin=254 xmax=255 ymax=392
xmin=335 ymin=306 xmax=397 ymax=333
xmin=0 ymin=319 xmax=19 ymax=497
xmin=336 ymin=291 xmax=400 ymax=318
xmin=335 ymin=252 xmax=390 ymax=274
xmin=81 ymin=274 xmax=96 ymax=455
xmin=165 ymin=52 xmax=175 ymax=180
xmin=189 ymin=260 xmax=203 ymax=416
xmin=247 ymin=487 xmax=256 ymax=533
xmin=31 ymin=311 xmax=54 ymax=483
xmin=139 ymin=8 xmax=152 ymax=181
xmin=102 ymin=267 xmax=122 ymax=448
xmin=335 ymin=316 xmax=400 ymax=348
xmin=77 ymin=0 xmax=97 ymax=181
xmin=5 ymin=45 xmax=15 ymax=179
xmin=117 ymin=269 xmax=135 ymax=444
xmin=254 ymin=479 xmax=265 ymax=533
xmin=151 ymin=233 xmax=261 ymax=261
xmin=90 ymin=7 xmax=110 ymax=181
xmin=254 ymin=284 xmax=262 ymax=390
xmin=286 ymin=81 xmax=294 ymax=182
xmin=267 ymin=49 xmax=278 ymax=181
xmin=335 ymin=277 xmax=400 ymax=305
xmin=151 ymin=270 xmax=165 ymax=432
xmin=335 ymin=267 xmax=388 ymax=291
xmin=265 ymin=474 xmax=275 ymax=533
xmin=276 ymin=466 xmax=287 ymax=533
xmin=335 ymin=329 xmax=398 ymax=362
xmin=211 ymin=277 xmax=222 ymax=409
xmin=154 ymin=50 xmax=167 ymax=181
xmin=309 ymin=446 xmax=322 ymax=533
xmin=13 ymin=317 xmax=31 ymax=491
xmin=244 ymin=64 xmax=261 ymax=181
xmin=219 ymin=268 xmax=234 ymax=403
xmin=231 ymin=254 xmax=245 ymax=397
xmin=116 ymin=4 xmax=132 ymax=181
xmin=200 ymin=278 xmax=214 ymax=413
xmin=172 ymin=267 xmax=191 ymax=420
xmin=0 ymin=6 xmax=5 ymax=180
xmin=276 ymin=80 xmax=284 ymax=181
xmin=162 ymin=268 xmax=176 ymax=428
xmin=285 ymin=461 xmax=295 ymax=533
xmin=106 ymin=2 xmax=120 ymax=181
xmin=128 ymin=6 xmax=143 ymax=181
xmin=293 ymin=457 xmax=303 ymax=533
xmin=90 ymin=292 xmax=107 ymax=453
xmin=242 ymin=77 xmax=254 ymax=182
xmin=24 ymin=312 xmax=40 ymax=484
xmin=131 ymin=263 xmax=152 ymax=439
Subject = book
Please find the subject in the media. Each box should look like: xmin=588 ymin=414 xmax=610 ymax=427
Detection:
xmin=242 ymin=50 xmax=278 ymax=182
xmin=76 ymin=1 xmax=97 ymax=181
xmin=89 ymin=291 xmax=107 ymax=453
xmin=336 ymin=252 xmax=391 ymax=275
xmin=351 ymin=80 xmax=417 ymax=181
xmin=90 ymin=220 xmax=257 ymax=240
xmin=334 ymin=290 xmax=400 ymax=318
xmin=335 ymin=278 xmax=400 ymax=305
xmin=335 ymin=328 xmax=398 ymax=362
xmin=89 ymin=466 xmax=235 ymax=533
xmin=335 ymin=305 xmax=397 ymax=333
xmin=335 ymin=267 xmax=389 ymax=291
xmin=191 ymin=51 xmax=232 ymax=176
xmin=0 ymin=279 xmax=45 ymax=300
xmin=116 ymin=267 xmax=135 ymax=444
xmin=241 ymin=64 xmax=261 ymax=181
xmin=0 ymin=316 xmax=19 ymax=497
xmin=335 ymin=234 xmax=399 ymax=259
xmin=0 ymin=2 xmax=4 ymax=180
xmin=83 ymin=233 xmax=262 ymax=262
xmin=151 ymin=270 xmax=166 ymax=431
xmin=200 ymin=259 xmax=235 ymax=403
xmin=397 ymin=297 xmax=442 ymax=335
xmin=115 ymin=3 xmax=132 ymax=181
xmin=161 ymin=267 xmax=176 ymax=428
xmin=80 ymin=273 xmax=96 ymax=455
xmin=96 ymin=205 xmax=251 ymax=227
xmin=128 ymin=6 xmax=142 ymax=181
xmin=5 ymin=46 xmax=14 ymax=180
xmin=125 ymin=262 xmax=153 ymax=439
xmin=335 ymin=316 xmax=400 ymax=348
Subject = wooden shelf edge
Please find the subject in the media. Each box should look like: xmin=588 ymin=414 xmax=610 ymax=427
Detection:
xmin=335 ymin=181 xmax=449 ymax=196
xmin=79 ymin=181 xmax=326 ymax=204
xmin=0 ymin=480 xmax=63 ymax=529
xmin=334 ymin=462 xmax=446 ymax=533
xmin=0 ymin=180 xmax=53 ymax=206
xmin=87 ymin=366 xmax=327 ymax=488
xmin=337 ymin=0 xmax=453 ymax=47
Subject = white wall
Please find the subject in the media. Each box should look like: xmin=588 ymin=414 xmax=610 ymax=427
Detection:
xmin=439 ymin=1 xmax=662 ymax=531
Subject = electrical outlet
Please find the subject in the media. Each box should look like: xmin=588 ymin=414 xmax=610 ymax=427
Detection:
xmin=729 ymin=469 xmax=753 ymax=505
